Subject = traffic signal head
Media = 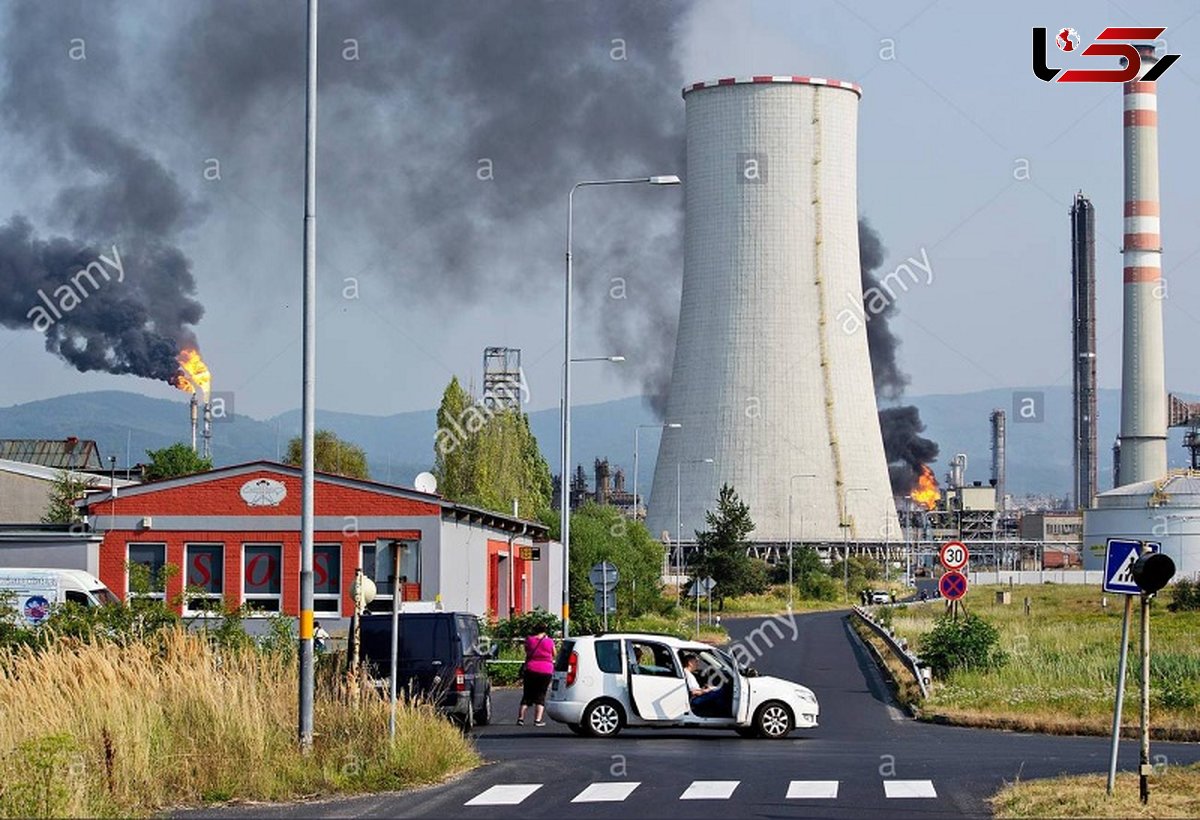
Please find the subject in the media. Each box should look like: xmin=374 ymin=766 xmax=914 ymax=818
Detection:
xmin=1131 ymin=553 xmax=1176 ymax=594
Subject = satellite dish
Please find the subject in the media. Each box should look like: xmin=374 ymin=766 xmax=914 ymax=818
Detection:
xmin=414 ymin=471 xmax=438 ymax=494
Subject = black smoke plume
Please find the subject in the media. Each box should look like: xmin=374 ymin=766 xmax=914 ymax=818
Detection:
xmin=857 ymin=220 xmax=939 ymax=494
xmin=0 ymin=0 xmax=202 ymax=382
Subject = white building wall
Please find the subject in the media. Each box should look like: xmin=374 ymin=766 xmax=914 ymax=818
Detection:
xmin=647 ymin=78 xmax=900 ymax=543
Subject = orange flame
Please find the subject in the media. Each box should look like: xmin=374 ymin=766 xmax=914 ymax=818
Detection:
xmin=174 ymin=348 xmax=211 ymax=398
xmin=909 ymin=464 xmax=941 ymax=510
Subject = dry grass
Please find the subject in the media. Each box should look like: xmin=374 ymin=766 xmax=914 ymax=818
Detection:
xmin=850 ymin=616 xmax=923 ymax=707
xmin=0 ymin=632 xmax=479 ymax=817
xmin=992 ymin=764 xmax=1200 ymax=818
xmin=888 ymin=585 xmax=1200 ymax=737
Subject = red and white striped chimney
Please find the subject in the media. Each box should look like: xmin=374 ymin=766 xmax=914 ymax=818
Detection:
xmin=1118 ymin=44 xmax=1168 ymax=486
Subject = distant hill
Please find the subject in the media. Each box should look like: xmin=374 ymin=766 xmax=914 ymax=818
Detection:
xmin=2 ymin=387 xmax=1194 ymax=497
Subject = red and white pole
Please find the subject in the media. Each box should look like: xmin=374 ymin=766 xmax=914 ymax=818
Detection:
xmin=1118 ymin=45 xmax=1168 ymax=486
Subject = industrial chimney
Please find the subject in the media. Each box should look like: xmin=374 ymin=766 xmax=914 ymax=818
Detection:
xmin=1071 ymin=193 xmax=1098 ymax=508
xmin=647 ymin=76 xmax=900 ymax=543
xmin=990 ymin=409 xmax=1006 ymax=511
xmin=1117 ymin=45 xmax=1168 ymax=486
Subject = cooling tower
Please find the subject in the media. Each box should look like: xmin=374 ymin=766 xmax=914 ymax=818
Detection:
xmin=1117 ymin=47 xmax=1168 ymax=486
xmin=646 ymin=76 xmax=901 ymax=544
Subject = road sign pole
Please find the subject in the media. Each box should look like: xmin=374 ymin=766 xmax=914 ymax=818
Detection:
xmin=1107 ymin=593 xmax=1133 ymax=795
xmin=1139 ymin=588 xmax=1151 ymax=804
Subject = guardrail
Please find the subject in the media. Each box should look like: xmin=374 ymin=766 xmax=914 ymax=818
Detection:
xmin=851 ymin=605 xmax=929 ymax=700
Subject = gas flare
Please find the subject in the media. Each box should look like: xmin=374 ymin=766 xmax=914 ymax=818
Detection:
xmin=174 ymin=348 xmax=211 ymax=398
xmin=909 ymin=464 xmax=941 ymax=510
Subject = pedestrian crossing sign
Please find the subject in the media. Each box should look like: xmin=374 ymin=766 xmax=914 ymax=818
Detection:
xmin=1103 ymin=538 xmax=1160 ymax=595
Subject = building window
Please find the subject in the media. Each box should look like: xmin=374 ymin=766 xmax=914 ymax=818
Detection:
xmin=314 ymin=544 xmax=341 ymax=613
xmin=127 ymin=543 xmax=167 ymax=598
xmin=243 ymin=544 xmax=283 ymax=613
xmin=360 ymin=540 xmax=420 ymax=613
xmin=185 ymin=543 xmax=224 ymax=614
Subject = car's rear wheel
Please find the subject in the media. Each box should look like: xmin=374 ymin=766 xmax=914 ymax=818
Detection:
xmin=753 ymin=701 xmax=793 ymax=739
xmin=474 ymin=688 xmax=492 ymax=726
xmin=582 ymin=699 xmax=624 ymax=738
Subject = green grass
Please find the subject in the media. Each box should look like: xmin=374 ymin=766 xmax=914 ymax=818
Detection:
xmin=890 ymin=585 xmax=1200 ymax=736
xmin=717 ymin=584 xmax=851 ymax=615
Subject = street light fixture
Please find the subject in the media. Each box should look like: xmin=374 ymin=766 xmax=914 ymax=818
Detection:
xmin=787 ymin=473 xmax=817 ymax=611
xmin=634 ymin=422 xmax=682 ymax=522
xmin=561 ymin=175 xmax=681 ymax=639
xmin=842 ymin=487 xmax=870 ymax=601
xmin=676 ymin=458 xmax=714 ymax=603
xmin=572 ymin=356 xmax=626 ymax=363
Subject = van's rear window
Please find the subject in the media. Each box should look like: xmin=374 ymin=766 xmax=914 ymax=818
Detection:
xmin=554 ymin=640 xmax=576 ymax=671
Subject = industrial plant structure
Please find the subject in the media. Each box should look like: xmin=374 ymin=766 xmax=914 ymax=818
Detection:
xmin=1070 ymin=193 xmax=1098 ymax=509
xmin=646 ymin=76 xmax=900 ymax=544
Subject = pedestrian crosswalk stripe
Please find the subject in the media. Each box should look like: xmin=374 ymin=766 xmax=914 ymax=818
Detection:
xmin=572 ymin=782 xmax=641 ymax=802
xmin=680 ymin=780 xmax=740 ymax=800
xmin=884 ymin=780 xmax=938 ymax=798
xmin=786 ymin=780 xmax=839 ymax=799
xmin=464 ymin=784 xmax=543 ymax=806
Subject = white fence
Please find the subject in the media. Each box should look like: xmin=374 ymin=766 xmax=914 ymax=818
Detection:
xmin=966 ymin=570 xmax=1104 ymax=586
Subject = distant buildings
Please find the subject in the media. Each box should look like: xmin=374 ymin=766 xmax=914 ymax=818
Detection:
xmin=552 ymin=458 xmax=637 ymax=517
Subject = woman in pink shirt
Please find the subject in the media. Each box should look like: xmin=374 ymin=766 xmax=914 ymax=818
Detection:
xmin=517 ymin=624 xmax=556 ymax=727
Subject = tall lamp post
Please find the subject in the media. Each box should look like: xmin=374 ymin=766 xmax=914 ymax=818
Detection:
xmin=634 ymin=423 xmax=682 ymax=520
xmin=676 ymin=458 xmax=714 ymax=602
xmin=561 ymin=175 xmax=680 ymax=639
xmin=787 ymin=473 xmax=817 ymax=611
xmin=842 ymin=487 xmax=869 ymax=601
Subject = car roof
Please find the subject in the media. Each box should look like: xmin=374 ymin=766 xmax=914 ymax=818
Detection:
xmin=567 ymin=632 xmax=713 ymax=651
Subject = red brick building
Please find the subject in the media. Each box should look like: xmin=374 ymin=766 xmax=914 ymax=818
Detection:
xmin=82 ymin=462 xmax=556 ymax=621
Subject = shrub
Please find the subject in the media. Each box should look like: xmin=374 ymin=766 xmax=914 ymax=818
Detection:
xmin=918 ymin=613 xmax=1008 ymax=679
xmin=1168 ymin=578 xmax=1200 ymax=612
xmin=797 ymin=571 xmax=839 ymax=602
xmin=487 ymin=608 xmax=561 ymax=643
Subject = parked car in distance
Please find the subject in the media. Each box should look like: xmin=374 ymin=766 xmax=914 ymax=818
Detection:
xmin=0 ymin=568 xmax=118 ymax=626
xmin=350 ymin=611 xmax=494 ymax=729
xmin=547 ymin=632 xmax=819 ymax=739
xmin=870 ymin=590 xmax=891 ymax=605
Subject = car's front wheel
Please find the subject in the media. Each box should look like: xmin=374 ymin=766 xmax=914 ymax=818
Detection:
xmin=582 ymin=699 xmax=624 ymax=738
xmin=753 ymin=701 xmax=793 ymax=739
xmin=474 ymin=688 xmax=492 ymax=726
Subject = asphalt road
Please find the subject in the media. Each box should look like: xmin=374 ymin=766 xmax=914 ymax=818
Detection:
xmin=204 ymin=610 xmax=1200 ymax=818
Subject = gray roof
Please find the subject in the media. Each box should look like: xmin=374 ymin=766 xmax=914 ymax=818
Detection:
xmin=1096 ymin=471 xmax=1200 ymax=508
xmin=0 ymin=438 xmax=102 ymax=469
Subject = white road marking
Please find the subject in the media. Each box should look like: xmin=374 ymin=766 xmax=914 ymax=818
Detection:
xmin=464 ymin=784 xmax=543 ymax=806
xmin=786 ymin=780 xmax=840 ymax=799
xmin=571 ymin=782 xmax=641 ymax=802
xmin=680 ymin=780 xmax=740 ymax=800
xmin=884 ymin=779 xmax=938 ymax=798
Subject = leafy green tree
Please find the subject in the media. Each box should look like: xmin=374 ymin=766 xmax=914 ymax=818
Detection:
xmin=690 ymin=484 xmax=766 ymax=608
xmin=284 ymin=430 xmax=369 ymax=479
xmin=433 ymin=376 xmax=475 ymax=499
xmin=431 ymin=377 xmax=553 ymax=517
xmin=144 ymin=443 xmax=213 ymax=481
xmin=40 ymin=470 xmax=95 ymax=524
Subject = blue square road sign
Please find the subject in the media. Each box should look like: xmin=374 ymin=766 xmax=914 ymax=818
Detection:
xmin=1103 ymin=538 xmax=1161 ymax=595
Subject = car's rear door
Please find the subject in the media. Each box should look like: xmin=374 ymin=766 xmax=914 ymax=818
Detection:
xmin=626 ymin=639 xmax=689 ymax=721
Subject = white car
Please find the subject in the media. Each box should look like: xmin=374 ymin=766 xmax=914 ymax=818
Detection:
xmin=870 ymin=590 xmax=891 ymax=605
xmin=546 ymin=632 xmax=819 ymax=739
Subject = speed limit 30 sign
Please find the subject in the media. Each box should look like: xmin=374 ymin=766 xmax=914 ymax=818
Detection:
xmin=940 ymin=541 xmax=969 ymax=571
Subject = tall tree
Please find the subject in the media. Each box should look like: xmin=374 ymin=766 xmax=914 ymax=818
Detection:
xmin=433 ymin=376 xmax=475 ymax=499
xmin=144 ymin=443 xmax=213 ymax=481
xmin=284 ymin=430 xmax=369 ymax=479
xmin=431 ymin=376 xmax=553 ymax=517
xmin=40 ymin=470 xmax=96 ymax=523
xmin=691 ymin=483 xmax=766 ymax=607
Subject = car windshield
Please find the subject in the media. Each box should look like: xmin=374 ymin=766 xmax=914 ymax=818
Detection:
xmin=92 ymin=587 xmax=120 ymax=606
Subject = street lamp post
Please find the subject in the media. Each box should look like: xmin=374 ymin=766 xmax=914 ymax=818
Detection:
xmin=787 ymin=474 xmax=817 ymax=611
xmin=676 ymin=458 xmax=714 ymax=603
xmin=561 ymin=175 xmax=680 ymax=639
xmin=634 ymin=423 xmax=681 ymax=521
xmin=842 ymin=487 xmax=869 ymax=601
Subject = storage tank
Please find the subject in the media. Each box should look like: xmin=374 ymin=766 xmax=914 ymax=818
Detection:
xmin=646 ymin=76 xmax=900 ymax=543
xmin=1083 ymin=472 xmax=1200 ymax=579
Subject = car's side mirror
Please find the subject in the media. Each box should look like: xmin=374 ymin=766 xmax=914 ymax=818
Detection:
xmin=740 ymin=666 xmax=759 ymax=678
xmin=488 ymin=645 xmax=500 ymax=659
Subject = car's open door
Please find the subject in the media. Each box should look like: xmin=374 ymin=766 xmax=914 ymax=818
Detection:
xmin=716 ymin=648 xmax=750 ymax=722
xmin=626 ymin=640 xmax=690 ymax=721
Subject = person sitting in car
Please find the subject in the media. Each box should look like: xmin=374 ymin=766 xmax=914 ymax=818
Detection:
xmin=682 ymin=653 xmax=723 ymax=715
